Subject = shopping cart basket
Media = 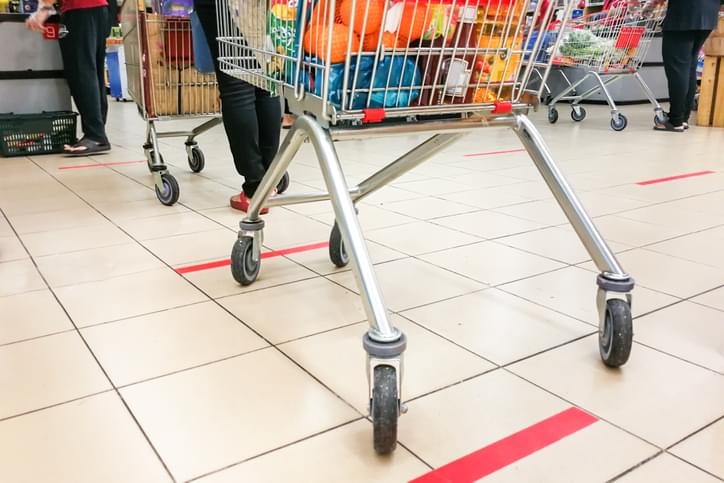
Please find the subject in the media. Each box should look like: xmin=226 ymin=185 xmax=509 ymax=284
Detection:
xmin=542 ymin=0 xmax=667 ymax=131
xmin=217 ymin=0 xmax=636 ymax=454
xmin=121 ymin=5 xmax=223 ymax=205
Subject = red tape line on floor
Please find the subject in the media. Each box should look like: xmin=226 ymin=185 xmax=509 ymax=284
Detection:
xmin=175 ymin=241 xmax=330 ymax=275
xmin=637 ymin=170 xmax=715 ymax=186
xmin=464 ymin=148 xmax=526 ymax=158
xmin=409 ymin=407 xmax=598 ymax=483
xmin=58 ymin=160 xmax=145 ymax=170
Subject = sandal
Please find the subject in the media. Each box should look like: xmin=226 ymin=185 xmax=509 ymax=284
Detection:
xmin=64 ymin=137 xmax=111 ymax=157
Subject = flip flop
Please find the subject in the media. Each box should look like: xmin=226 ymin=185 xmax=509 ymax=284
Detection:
xmin=64 ymin=137 xmax=112 ymax=157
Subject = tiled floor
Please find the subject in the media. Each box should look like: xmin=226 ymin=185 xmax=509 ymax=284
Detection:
xmin=1 ymin=102 xmax=724 ymax=483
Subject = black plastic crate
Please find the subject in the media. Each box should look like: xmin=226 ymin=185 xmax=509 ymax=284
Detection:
xmin=0 ymin=111 xmax=78 ymax=157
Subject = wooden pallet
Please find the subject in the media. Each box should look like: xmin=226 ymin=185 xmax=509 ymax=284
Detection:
xmin=697 ymin=56 xmax=724 ymax=128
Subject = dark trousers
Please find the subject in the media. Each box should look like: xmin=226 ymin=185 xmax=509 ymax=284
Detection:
xmin=194 ymin=3 xmax=281 ymax=198
xmin=59 ymin=6 xmax=110 ymax=144
xmin=662 ymin=30 xmax=711 ymax=126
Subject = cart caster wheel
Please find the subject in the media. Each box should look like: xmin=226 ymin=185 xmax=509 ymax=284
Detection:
xmin=571 ymin=107 xmax=587 ymax=122
xmin=146 ymin=150 xmax=165 ymax=171
xmin=231 ymin=236 xmax=260 ymax=286
xmin=329 ymin=223 xmax=349 ymax=268
xmin=599 ymin=299 xmax=633 ymax=368
xmin=654 ymin=111 xmax=667 ymax=125
xmin=155 ymin=173 xmax=179 ymax=206
xmin=548 ymin=107 xmax=559 ymax=124
xmin=276 ymin=172 xmax=290 ymax=194
xmin=372 ymin=365 xmax=398 ymax=455
xmin=188 ymin=146 xmax=205 ymax=173
xmin=611 ymin=114 xmax=628 ymax=131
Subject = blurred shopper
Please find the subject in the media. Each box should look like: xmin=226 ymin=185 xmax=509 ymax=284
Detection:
xmin=26 ymin=0 xmax=113 ymax=155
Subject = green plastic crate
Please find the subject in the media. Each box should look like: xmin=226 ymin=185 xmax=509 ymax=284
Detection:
xmin=0 ymin=111 xmax=78 ymax=157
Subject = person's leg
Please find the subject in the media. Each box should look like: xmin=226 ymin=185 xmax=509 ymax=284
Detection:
xmin=96 ymin=7 xmax=111 ymax=126
xmin=255 ymin=87 xmax=282 ymax=171
xmin=59 ymin=8 xmax=109 ymax=144
xmin=662 ymin=30 xmax=694 ymax=127
xmin=683 ymin=30 xmax=712 ymax=124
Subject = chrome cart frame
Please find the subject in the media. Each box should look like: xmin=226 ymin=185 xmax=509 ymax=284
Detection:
xmin=218 ymin=0 xmax=635 ymax=454
xmin=121 ymin=4 xmax=223 ymax=205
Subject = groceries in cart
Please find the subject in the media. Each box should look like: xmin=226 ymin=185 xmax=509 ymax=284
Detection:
xmin=226 ymin=0 xmax=536 ymax=113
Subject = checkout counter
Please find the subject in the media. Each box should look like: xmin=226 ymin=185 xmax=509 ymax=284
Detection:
xmin=0 ymin=13 xmax=71 ymax=113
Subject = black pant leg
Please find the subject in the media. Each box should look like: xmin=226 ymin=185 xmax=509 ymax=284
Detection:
xmin=662 ymin=30 xmax=695 ymax=126
xmin=194 ymin=2 xmax=281 ymax=197
xmin=684 ymin=30 xmax=712 ymax=122
xmin=97 ymin=7 xmax=110 ymax=125
xmin=59 ymin=7 xmax=109 ymax=143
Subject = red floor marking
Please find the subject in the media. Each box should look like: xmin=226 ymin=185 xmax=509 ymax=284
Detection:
xmin=410 ymin=407 xmax=598 ymax=483
xmin=175 ymin=241 xmax=330 ymax=275
xmin=464 ymin=148 xmax=526 ymax=158
xmin=637 ymin=170 xmax=715 ymax=186
xmin=58 ymin=160 xmax=145 ymax=170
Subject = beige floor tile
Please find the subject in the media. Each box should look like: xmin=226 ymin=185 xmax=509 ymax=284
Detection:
xmin=587 ymin=215 xmax=690 ymax=247
xmin=369 ymin=197 xmax=477 ymax=221
xmin=121 ymin=348 xmax=359 ymax=481
xmin=54 ymin=267 xmax=207 ymax=327
xmin=0 ymin=392 xmax=172 ymax=483
xmin=21 ymin=224 xmax=131 ymax=258
xmin=671 ymin=419 xmax=724 ymax=479
xmin=692 ymin=287 xmax=724 ymax=312
xmin=328 ymin=258 xmax=485 ymax=312
xmin=142 ymin=229 xmax=234 ymax=266
xmin=484 ymin=421 xmax=656 ymax=483
xmin=184 ymin=255 xmax=318 ymax=299
xmin=501 ymin=266 xmax=679 ymax=324
xmin=0 ymin=331 xmax=110 ymax=418
xmin=582 ymin=249 xmax=724 ymax=298
xmin=403 ymin=289 xmax=593 ymax=364
xmin=648 ymin=231 xmax=724 ymax=270
xmin=286 ymin=239 xmax=406 ymax=276
xmin=420 ymin=241 xmax=564 ymax=286
xmin=399 ymin=369 xmax=653 ymax=479
xmin=117 ymin=211 xmax=222 ymax=241
xmin=7 ymin=207 xmax=108 ymax=235
xmin=93 ymin=198 xmax=189 ymax=221
xmin=510 ymin=337 xmax=724 ymax=447
xmin=281 ymin=316 xmax=493 ymax=413
xmin=312 ymin=205 xmax=418 ymax=232
xmin=219 ymin=277 xmax=366 ymax=343
xmin=616 ymin=453 xmax=720 ymax=483
xmin=495 ymin=200 xmax=570 ymax=226
xmin=198 ymin=420 xmax=428 ymax=483
xmin=0 ymin=192 xmax=88 ymax=218
xmin=575 ymin=191 xmax=651 ymax=217
xmin=360 ymin=186 xmax=427 ymax=205
xmin=617 ymin=204 xmax=724 ymax=233
xmin=256 ymin=209 xmax=333 ymax=250
xmin=435 ymin=210 xmax=545 ymax=239
xmin=0 ymin=216 xmax=13 ymax=237
xmin=0 ymin=235 xmax=28 ymax=262
xmin=0 ymin=259 xmax=46 ymax=297
xmin=635 ymin=302 xmax=724 ymax=373
xmin=82 ymin=302 xmax=267 ymax=386
xmin=439 ymin=186 xmax=531 ymax=209
xmin=0 ymin=290 xmax=73 ymax=345
xmin=35 ymin=243 xmax=163 ymax=287
xmin=365 ymin=221 xmax=481 ymax=256
xmin=500 ymin=180 xmax=556 ymax=201
xmin=395 ymin=178 xmax=473 ymax=196
xmin=79 ymin=184 xmax=158 ymax=204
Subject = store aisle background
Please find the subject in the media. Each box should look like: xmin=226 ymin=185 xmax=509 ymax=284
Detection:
xmin=1 ymin=102 xmax=724 ymax=482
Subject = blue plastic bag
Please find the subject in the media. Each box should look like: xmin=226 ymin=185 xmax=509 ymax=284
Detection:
xmin=369 ymin=57 xmax=421 ymax=108
xmin=190 ymin=11 xmax=215 ymax=74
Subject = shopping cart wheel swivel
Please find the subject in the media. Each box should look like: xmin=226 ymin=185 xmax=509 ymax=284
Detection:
xmin=155 ymin=173 xmax=179 ymax=206
xmin=145 ymin=149 xmax=165 ymax=172
xmin=188 ymin=146 xmax=206 ymax=173
xmin=329 ymin=223 xmax=349 ymax=268
xmin=571 ymin=106 xmax=587 ymax=122
xmin=599 ymin=299 xmax=633 ymax=368
xmin=231 ymin=236 xmax=260 ymax=286
xmin=276 ymin=172 xmax=291 ymax=194
xmin=610 ymin=114 xmax=628 ymax=132
xmin=547 ymin=107 xmax=559 ymax=124
xmin=372 ymin=365 xmax=398 ymax=455
xmin=654 ymin=110 xmax=667 ymax=125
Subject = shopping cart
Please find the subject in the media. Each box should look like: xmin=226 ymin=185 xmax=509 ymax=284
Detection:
xmin=217 ymin=0 xmax=636 ymax=454
xmin=121 ymin=4 xmax=223 ymax=205
xmin=542 ymin=0 xmax=667 ymax=131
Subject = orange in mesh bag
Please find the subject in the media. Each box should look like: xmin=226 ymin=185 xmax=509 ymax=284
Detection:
xmin=303 ymin=22 xmax=361 ymax=63
xmin=340 ymin=0 xmax=385 ymax=36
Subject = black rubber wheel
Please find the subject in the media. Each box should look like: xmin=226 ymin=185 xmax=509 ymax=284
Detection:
xmin=372 ymin=365 xmax=398 ymax=455
xmin=654 ymin=111 xmax=667 ymax=125
xmin=155 ymin=173 xmax=179 ymax=206
xmin=611 ymin=114 xmax=628 ymax=132
xmin=548 ymin=107 xmax=559 ymax=124
xmin=276 ymin=172 xmax=290 ymax=194
xmin=329 ymin=223 xmax=349 ymax=268
xmin=599 ymin=299 xmax=633 ymax=368
xmin=571 ymin=106 xmax=587 ymax=122
xmin=188 ymin=146 xmax=205 ymax=173
xmin=230 ymin=237 xmax=260 ymax=286
xmin=146 ymin=150 xmax=165 ymax=172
